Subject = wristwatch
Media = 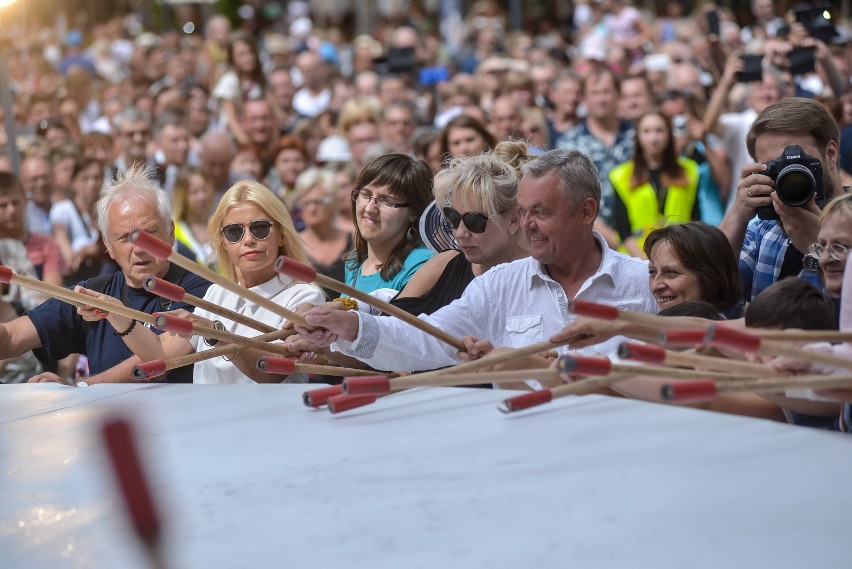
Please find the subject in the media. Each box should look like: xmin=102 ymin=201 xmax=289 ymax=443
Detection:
xmin=204 ymin=320 xmax=227 ymax=346
xmin=803 ymin=254 xmax=820 ymax=272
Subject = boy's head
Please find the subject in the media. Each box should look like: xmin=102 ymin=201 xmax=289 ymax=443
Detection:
xmin=745 ymin=278 xmax=837 ymax=330
xmin=0 ymin=172 xmax=28 ymax=238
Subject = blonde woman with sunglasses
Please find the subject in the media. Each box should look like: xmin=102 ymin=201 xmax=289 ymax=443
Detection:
xmin=390 ymin=141 xmax=530 ymax=316
xmin=76 ymin=181 xmax=323 ymax=383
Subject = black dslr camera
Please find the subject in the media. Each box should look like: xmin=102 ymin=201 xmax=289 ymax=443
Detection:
xmin=756 ymin=145 xmax=825 ymax=221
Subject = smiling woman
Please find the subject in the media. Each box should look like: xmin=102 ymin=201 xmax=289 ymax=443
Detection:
xmin=643 ymin=222 xmax=742 ymax=316
xmin=811 ymin=193 xmax=852 ymax=300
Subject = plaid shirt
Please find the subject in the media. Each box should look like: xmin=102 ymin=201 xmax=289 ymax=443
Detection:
xmin=739 ymin=219 xmax=822 ymax=302
xmin=556 ymin=119 xmax=635 ymax=225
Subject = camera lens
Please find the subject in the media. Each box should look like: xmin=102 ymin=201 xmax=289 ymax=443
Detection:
xmin=775 ymin=165 xmax=816 ymax=207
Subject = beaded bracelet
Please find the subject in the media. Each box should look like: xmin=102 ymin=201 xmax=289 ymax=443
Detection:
xmin=333 ymin=297 xmax=358 ymax=311
xmin=114 ymin=320 xmax=137 ymax=337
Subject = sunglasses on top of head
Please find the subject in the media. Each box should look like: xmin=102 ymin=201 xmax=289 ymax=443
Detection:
xmin=442 ymin=207 xmax=490 ymax=234
xmin=221 ymin=220 xmax=274 ymax=243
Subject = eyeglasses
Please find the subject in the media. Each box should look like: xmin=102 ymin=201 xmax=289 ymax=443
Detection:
xmin=352 ymin=189 xmax=408 ymax=209
xmin=221 ymin=220 xmax=274 ymax=243
xmin=442 ymin=207 xmax=490 ymax=234
xmin=809 ymin=242 xmax=848 ymax=261
xmin=298 ymin=196 xmax=333 ymax=208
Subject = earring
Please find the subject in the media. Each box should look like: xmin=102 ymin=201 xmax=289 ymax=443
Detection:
xmin=406 ymin=225 xmax=416 ymax=241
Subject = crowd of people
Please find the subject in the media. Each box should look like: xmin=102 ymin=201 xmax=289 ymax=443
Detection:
xmin=0 ymin=1 xmax=851 ymax=432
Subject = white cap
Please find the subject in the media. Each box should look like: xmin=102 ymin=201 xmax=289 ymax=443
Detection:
xmin=316 ymin=135 xmax=352 ymax=163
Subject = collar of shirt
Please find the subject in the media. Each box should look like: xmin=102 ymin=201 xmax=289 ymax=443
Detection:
xmin=526 ymin=232 xmax=617 ymax=291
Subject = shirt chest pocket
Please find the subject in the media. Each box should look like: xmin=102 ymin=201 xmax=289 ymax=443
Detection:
xmin=504 ymin=314 xmax=544 ymax=345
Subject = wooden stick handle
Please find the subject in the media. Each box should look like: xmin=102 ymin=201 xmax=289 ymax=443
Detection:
xmin=314 ymin=273 xmax=466 ymax=352
xmin=663 ymin=351 xmax=775 ymax=375
xmin=421 ymin=339 xmax=563 ymax=379
xmin=756 ymin=330 xmax=852 ymax=342
xmin=274 ymin=255 xmax=464 ymax=351
xmin=392 ymin=368 xmax=559 ymax=389
xmin=165 ymin=250 xmax=312 ymax=329
xmin=760 ymin=341 xmax=852 ymax=371
xmin=9 ymin=272 xmax=159 ymax=326
xmin=717 ymin=373 xmax=852 ymax=395
xmin=183 ymin=293 xmax=276 ymax=333
xmin=163 ymin=328 xmax=295 ymax=371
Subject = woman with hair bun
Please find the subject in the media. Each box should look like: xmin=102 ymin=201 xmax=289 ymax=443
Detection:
xmin=390 ymin=140 xmax=531 ymax=315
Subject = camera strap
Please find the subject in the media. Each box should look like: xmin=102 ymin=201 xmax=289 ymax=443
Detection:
xmin=778 ymin=239 xmax=804 ymax=280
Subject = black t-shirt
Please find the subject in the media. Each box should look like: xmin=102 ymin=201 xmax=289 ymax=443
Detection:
xmin=389 ymin=252 xmax=475 ymax=316
xmin=27 ymin=265 xmax=211 ymax=382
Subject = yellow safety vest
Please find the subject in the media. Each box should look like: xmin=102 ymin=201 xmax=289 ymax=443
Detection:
xmin=609 ymin=157 xmax=699 ymax=251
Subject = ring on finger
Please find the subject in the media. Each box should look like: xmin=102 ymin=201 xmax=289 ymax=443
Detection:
xmin=747 ymin=187 xmax=753 ymax=197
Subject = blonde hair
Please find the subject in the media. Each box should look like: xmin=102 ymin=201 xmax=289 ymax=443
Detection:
xmin=171 ymin=166 xmax=210 ymax=222
xmin=209 ymin=180 xmax=310 ymax=282
xmin=434 ymin=142 xmax=528 ymax=219
xmin=337 ymin=97 xmax=381 ymax=137
xmin=820 ymin=192 xmax=852 ymax=223
xmin=292 ymin=168 xmax=337 ymax=203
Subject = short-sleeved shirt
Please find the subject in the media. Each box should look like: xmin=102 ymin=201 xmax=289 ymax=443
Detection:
xmin=556 ymin=119 xmax=635 ymax=225
xmin=739 ymin=219 xmax=822 ymax=302
xmin=24 ymin=232 xmax=66 ymax=282
xmin=28 ymin=266 xmax=211 ymax=382
xmin=49 ymin=199 xmax=100 ymax=252
xmin=345 ymin=246 xmax=433 ymax=294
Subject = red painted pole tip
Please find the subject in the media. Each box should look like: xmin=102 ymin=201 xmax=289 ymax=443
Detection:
xmin=101 ymin=418 xmax=161 ymax=545
xmin=569 ymin=300 xmax=619 ymax=320
xmin=617 ymin=342 xmax=666 ymax=364
xmin=132 ymin=360 xmax=167 ymax=381
xmin=256 ymin=356 xmax=297 ymax=374
xmin=143 ymin=276 xmax=185 ymax=302
xmin=498 ymin=389 xmax=553 ymax=413
xmin=303 ymin=384 xmax=344 ymax=408
xmin=274 ymin=256 xmax=318 ymax=283
xmin=327 ymin=394 xmax=377 ymax=414
xmin=343 ymin=375 xmax=391 ymax=396
xmin=658 ymin=329 xmax=707 ymax=347
xmin=557 ymin=355 xmax=613 ymax=376
xmin=705 ymin=325 xmax=762 ymax=352
xmin=0 ymin=265 xmax=12 ymax=284
xmin=128 ymin=230 xmax=173 ymax=260
xmin=661 ymin=380 xmax=718 ymax=402
xmin=153 ymin=312 xmax=194 ymax=336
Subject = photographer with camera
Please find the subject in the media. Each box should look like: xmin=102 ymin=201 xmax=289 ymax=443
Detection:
xmin=718 ymin=97 xmax=845 ymax=302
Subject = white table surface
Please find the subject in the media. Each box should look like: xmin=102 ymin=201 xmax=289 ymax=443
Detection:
xmin=2 ymin=383 xmax=851 ymax=569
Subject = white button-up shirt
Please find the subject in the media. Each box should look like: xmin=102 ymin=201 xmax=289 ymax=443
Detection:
xmin=335 ymin=233 xmax=657 ymax=371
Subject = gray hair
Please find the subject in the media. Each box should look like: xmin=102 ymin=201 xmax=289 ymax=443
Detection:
xmin=97 ymin=164 xmax=171 ymax=243
xmin=112 ymin=106 xmax=151 ymax=132
xmin=521 ymin=149 xmax=601 ymax=208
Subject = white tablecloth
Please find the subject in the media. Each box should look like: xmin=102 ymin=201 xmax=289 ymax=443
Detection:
xmin=2 ymin=383 xmax=851 ymax=568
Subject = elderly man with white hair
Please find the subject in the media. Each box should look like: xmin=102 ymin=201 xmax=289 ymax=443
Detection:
xmin=12 ymin=166 xmax=211 ymax=385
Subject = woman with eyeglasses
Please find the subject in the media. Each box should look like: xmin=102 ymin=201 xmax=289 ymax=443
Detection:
xmin=77 ymin=181 xmax=324 ymax=383
xmin=346 ymin=154 xmax=434 ymax=294
xmin=390 ymin=141 xmax=530 ymax=316
xmin=810 ymin=193 xmax=852 ymax=304
xmin=294 ymin=168 xmax=352 ymax=299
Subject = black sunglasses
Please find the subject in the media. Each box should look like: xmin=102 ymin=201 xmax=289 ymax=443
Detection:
xmin=442 ymin=207 xmax=489 ymax=234
xmin=221 ymin=220 xmax=274 ymax=243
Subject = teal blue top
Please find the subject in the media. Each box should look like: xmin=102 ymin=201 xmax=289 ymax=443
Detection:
xmin=344 ymin=246 xmax=434 ymax=294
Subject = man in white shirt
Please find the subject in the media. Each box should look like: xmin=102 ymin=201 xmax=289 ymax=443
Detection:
xmin=290 ymin=149 xmax=657 ymax=372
